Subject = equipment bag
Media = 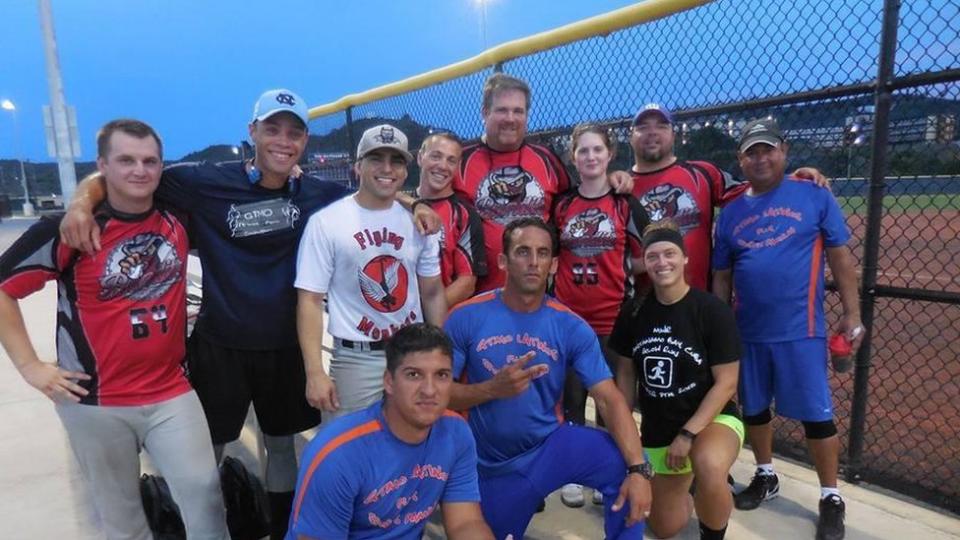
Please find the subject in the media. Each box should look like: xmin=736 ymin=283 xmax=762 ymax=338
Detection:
xmin=220 ymin=456 xmax=271 ymax=540
xmin=139 ymin=473 xmax=186 ymax=540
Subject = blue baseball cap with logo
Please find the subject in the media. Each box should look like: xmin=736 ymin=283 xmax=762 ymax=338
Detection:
xmin=632 ymin=103 xmax=674 ymax=126
xmin=252 ymin=89 xmax=310 ymax=126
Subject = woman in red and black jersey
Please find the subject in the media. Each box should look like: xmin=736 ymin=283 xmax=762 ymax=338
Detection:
xmin=551 ymin=123 xmax=650 ymax=508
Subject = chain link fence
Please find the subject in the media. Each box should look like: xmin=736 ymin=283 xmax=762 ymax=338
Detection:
xmin=307 ymin=0 xmax=960 ymax=513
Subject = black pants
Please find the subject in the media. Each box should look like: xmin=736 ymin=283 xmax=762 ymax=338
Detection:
xmin=562 ymin=334 xmax=619 ymax=427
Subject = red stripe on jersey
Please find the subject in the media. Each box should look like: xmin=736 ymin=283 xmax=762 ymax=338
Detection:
xmin=292 ymin=419 xmax=383 ymax=524
xmin=807 ymin=236 xmax=823 ymax=337
xmin=544 ymin=298 xmax=579 ymax=316
xmin=448 ymin=289 xmax=497 ymax=316
xmin=0 ymin=268 xmax=58 ymax=298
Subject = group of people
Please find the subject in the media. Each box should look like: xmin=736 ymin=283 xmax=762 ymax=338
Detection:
xmin=0 ymin=71 xmax=863 ymax=540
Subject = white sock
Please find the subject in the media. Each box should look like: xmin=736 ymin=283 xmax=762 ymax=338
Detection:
xmin=757 ymin=463 xmax=775 ymax=476
xmin=821 ymin=487 xmax=841 ymax=500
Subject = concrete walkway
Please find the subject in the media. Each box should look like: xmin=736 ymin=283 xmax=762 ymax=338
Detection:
xmin=0 ymin=217 xmax=958 ymax=539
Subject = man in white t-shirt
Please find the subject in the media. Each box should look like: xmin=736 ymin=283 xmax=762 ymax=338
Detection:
xmin=296 ymin=124 xmax=447 ymax=420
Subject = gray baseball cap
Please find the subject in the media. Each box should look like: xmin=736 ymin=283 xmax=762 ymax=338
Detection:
xmin=356 ymin=124 xmax=413 ymax=162
xmin=739 ymin=118 xmax=784 ymax=152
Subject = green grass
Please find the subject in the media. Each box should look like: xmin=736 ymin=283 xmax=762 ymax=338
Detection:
xmin=838 ymin=194 xmax=959 ymax=214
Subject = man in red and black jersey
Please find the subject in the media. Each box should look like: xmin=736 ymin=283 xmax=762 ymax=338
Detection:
xmin=416 ymin=132 xmax=487 ymax=307
xmin=455 ymin=73 xmax=570 ymax=293
xmin=629 ymin=103 xmax=826 ymax=291
xmin=0 ymin=120 xmax=228 ymax=539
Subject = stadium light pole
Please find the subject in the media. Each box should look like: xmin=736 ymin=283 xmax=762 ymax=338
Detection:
xmin=475 ymin=0 xmax=489 ymax=50
xmin=1 ymin=99 xmax=34 ymax=216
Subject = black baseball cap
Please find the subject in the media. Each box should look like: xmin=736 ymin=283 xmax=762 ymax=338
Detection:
xmin=738 ymin=118 xmax=784 ymax=152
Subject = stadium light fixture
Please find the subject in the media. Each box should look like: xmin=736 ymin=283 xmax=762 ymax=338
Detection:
xmin=1 ymin=99 xmax=34 ymax=216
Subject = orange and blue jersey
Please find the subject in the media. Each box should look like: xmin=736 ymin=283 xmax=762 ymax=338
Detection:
xmin=287 ymin=401 xmax=480 ymax=540
xmin=444 ymin=289 xmax=612 ymax=477
xmin=712 ymin=177 xmax=850 ymax=342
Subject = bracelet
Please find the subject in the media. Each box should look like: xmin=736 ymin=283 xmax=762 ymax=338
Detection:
xmin=410 ymin=198 xmax=428 ymax=212
xmin=678 ymin=428 xmax=697 ymax=440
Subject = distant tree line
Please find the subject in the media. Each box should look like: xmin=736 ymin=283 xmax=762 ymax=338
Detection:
xmin=2 ymin=119 xmax=958 ymax=198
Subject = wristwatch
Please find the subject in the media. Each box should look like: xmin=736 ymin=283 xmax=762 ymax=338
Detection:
xmin=627 ymin=462 xmax=655 ymax=480
xmin=678 ymin=428 xmax=697 ymax=440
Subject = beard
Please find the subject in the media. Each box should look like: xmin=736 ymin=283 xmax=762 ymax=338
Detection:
xmin=641 ymin=147 xmax=665 ymax=163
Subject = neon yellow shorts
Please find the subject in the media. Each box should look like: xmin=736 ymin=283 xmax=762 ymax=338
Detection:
xmin=644 ymin=414 xmax=745 ymax=476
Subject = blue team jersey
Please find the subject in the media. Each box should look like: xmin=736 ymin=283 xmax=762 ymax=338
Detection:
xmin=713 ymin=177 xmax=850 ymax=342
xmin=158 ymin=161 xmax=350 ymax=350
xmin=444 ymin=290 xmax=612 ymax=477
xmin=288 ymin=401 xmax=480 ymax=540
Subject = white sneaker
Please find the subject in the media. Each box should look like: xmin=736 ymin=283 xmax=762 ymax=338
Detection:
xmin=560 ymin=483 xmax=585 ymax=508
xmin=592 ymin=490 xmax=603 ymax=505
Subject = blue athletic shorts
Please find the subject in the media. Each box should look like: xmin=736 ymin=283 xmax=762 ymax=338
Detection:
xmin=478 ymin=423 xmax=645 ymax=540
xmin=740 ymin=338 xmax=834 ymax=422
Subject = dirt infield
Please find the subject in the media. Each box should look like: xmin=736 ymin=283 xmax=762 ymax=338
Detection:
xmin=773 ymin=208 xmax=960 ymax=512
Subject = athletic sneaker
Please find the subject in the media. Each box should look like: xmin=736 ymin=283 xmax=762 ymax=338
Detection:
xmin=592 ymin=490 xmax=603 ymax=505
xmin=560 ymin=484 xmax=585 ymax=508
xmin=733 ymin=472 xmax=779 ymax=510
xmin=816 ymin=494 xmax=846 ymax=540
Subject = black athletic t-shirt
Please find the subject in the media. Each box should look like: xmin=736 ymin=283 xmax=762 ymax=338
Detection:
xmin=609 ymin=287 xmax=741 ymax=447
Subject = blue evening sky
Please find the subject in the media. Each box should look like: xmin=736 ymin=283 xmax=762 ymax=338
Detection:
xmin=0 ymin=0 xmax=639 ymax=162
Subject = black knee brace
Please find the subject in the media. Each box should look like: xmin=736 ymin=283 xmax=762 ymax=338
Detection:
xmin=743 ymin=409 xmax=773 ymax=426
xmin=802 ymin=420 xmax=838 ymax=439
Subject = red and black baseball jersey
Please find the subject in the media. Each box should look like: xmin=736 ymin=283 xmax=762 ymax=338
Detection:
xmin=551 ymin=190 xmax=649 ymax=335
xmin=630 ymin=160 xmax=745 ymax=290
xmin=0 ymin=206 xmax=191 ymax=406
xmin=455 ymin=142 xmax=571 ymax=292
xmin=420 ymin=193 xmax=488 ymax=289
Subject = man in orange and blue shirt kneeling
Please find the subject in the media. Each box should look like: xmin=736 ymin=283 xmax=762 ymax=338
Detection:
xmin=286 ymin=323 xmax=494 ymax=540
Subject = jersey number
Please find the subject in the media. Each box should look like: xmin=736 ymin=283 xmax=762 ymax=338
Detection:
xmin=572 ymin=263 xmax=599 ymax=285
xmin=130 ymin=305 xmax=169 ymax=340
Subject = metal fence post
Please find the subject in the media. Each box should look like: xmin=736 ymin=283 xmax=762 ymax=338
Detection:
xmin=345 ymin=106 xmax=357 ymax=188
xmin=846 ymin=0 xmax=902 ymax=483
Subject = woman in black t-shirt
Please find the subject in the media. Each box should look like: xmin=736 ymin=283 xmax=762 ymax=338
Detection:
xmin=610 ymin=220 xmax=742 ymax=540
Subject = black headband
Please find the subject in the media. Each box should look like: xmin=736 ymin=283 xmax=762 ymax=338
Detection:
xmin=642 ymin=228 xmax=685 ymax=252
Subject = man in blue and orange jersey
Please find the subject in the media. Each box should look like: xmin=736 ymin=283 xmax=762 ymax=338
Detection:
xmin=712 ymin=118 xmax=863 ymax=540
xmin=415 ymin=132 xmax=487 ymax=307
xmin=444 ymin=217 xmax=652 ymax=539
xmin=286 ymin=323 xmax=493 ymax=540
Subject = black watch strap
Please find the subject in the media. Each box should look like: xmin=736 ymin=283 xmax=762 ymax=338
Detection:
xmin=678 ymin=428 xmax=697 ymax=440
xmin=410 ymin=198 xmax=427 ymax=212
xmin=627 ymin=462 xmax=655 ymax=480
